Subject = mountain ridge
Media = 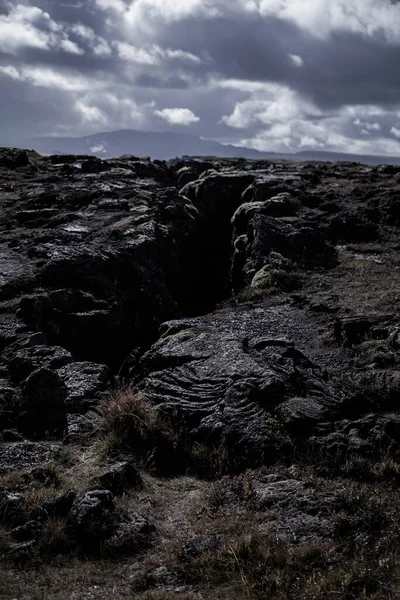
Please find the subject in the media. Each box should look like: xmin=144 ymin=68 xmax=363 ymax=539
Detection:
xmin=5 ymin=128 xmax=400 ymax=165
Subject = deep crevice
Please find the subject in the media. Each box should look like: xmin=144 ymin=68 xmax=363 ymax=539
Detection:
xmin=173 ymin=178 xmax=253 ymax=316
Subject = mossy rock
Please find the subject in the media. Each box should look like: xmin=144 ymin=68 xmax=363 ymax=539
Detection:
xmin=250 ymin=253 xmax=298 ymax=292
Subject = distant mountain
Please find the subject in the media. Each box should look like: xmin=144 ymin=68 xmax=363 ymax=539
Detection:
xmin=7 ymin=128 xmax=400 ymax=166
xmin=20 ymin=129 xmax=273 ymax=161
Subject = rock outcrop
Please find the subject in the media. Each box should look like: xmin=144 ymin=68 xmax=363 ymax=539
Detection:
xmin=1 ymin=149 xmax=400 ymax=598
xmin=0 ymin=149 xmax=399 ymax=456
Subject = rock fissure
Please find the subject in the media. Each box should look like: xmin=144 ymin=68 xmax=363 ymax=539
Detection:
xmin=0 ymin=149 xmax=399 ymax=463
xmin=3 ymin=149 xmax=400 ymax=599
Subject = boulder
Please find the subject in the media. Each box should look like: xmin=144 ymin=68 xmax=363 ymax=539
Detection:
xmin=91 ymin=462 xmax=142 ymax=495
xmin=106 ymin=513 xmax=155 ymax=553
xmin=0 ymin=148 xmax=29 ymax=169
xmin=8 ymin=345 xmax=73 ymax=384
xmin=231 ymin=205 xmax=336 ymax=291
xmin=31 ymin=491 xmax=77 ymax=522
xmin=10 ymin=520 xmax=43 ymax=542
xmin=67 ymin=490 xmax=114 ymax=540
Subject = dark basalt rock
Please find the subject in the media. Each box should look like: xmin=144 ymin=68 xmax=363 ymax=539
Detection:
xmin=31 ymin=490 xmax=77 ymax=522
xmin=2 ymin=150 xmax=400 ymax=598
xmin=0 ymin=442 xmax=63 ymax=473
xmin=0 ymin=148 xmax=29 ymax=169
xmin=8 ymin=345 xmax=73 ymax=384
xmin=90 ymin=461 xmax=142 ymax=495
xmin=140 ymin=308 xmax=347 ymax=464
xmin=10 ymin=520 xmax=43 ymax=542
xmin=249 ymin=473 xmax=332 ymax=544
xmin=231 ymin=203 xmax=336 ymax=291
xmin=0 ymin=490 xmax=24 ymax=522
xmin=0 ymin=380 xmax=17 ymax=421
xmin=57 ymin=361 xmax=112 ymax=413
xmin=106 ymin=513 xmax=155 ymax=553
xmin=18 ymin=368 xmax=68 ymax=439
xmin=0 ymin=149 xmax=399 ymax=468
xmin=67 ymin=490 xmax=115 ymax=543
xmin=145 ymin=566 xmax=186 ymax=591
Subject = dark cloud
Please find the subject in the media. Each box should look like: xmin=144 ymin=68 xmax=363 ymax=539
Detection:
xmin=0 ymin=0 xmax=400 ymax=154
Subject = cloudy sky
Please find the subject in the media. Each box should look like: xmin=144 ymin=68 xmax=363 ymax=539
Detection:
xmin=1 ymin=0 xmax=400 ymax=155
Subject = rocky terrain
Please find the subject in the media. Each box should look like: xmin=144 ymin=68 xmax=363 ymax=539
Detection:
xmin=1 ymin=147 xmax=400 ymax=599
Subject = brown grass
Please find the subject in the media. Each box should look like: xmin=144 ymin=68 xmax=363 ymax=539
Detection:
xmin=92 ymin=387 xmax=160 ymax=452
xmin=1 ymin=466 xmax=400 ymax=599
xmin=37 ymin=518 xmax=72 ymax=555
xmin=92 ymin=386 xmax=244 ymax=478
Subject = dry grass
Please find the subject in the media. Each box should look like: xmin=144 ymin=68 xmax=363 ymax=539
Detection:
xmin=37 ymin=517 xmax=73 ymax=555
xmin=92 ymin=386 xmax=244 ymax=478
xmin=334 ymin=247 xmax=400 ymax=314
xmin=166 ymin=473 xmax=400 ymax=599
xmin=1 ymin=466 xmax=400 ymax=599
xmin=92 ymin=387 xmax=161 ymax=453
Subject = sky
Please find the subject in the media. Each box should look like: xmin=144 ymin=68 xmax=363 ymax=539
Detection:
xmin=1 ymin=0 xmax=400 ymax=155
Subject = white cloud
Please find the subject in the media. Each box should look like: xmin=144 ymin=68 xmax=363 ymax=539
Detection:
xmin=255 ymin=0 xmax=400 ymax=43
xmin=344 ymin=105 xmax=386 ymax=118
xmin=221 ymin=83 xmax=321 ymax=129
xmin=71 ymin=23 xmax=111 ymax=56
xmin=165 ymin=48 xmax=201 ymax=63
xmin=95 ymin=0 xmax=127 ymax=13
xmin=299 ymin=135 xmax=325 ymax=148
xmin=94 ymin=0 xmax=400 ymax=44
xmin=0 ymin=66 xmax=21 ymax=80
xmin=114 ymin=42 xmax=159 ymax=65
xmin=76 ymin=102 xmax=106 ymax=123
xmin=71 ymin=93 xmax=157 ymax=133
xmin=0 ymin=65 xmax=89 ymax=91
xmin=154 ymin=107 xmax=200 ymax=125
xmin=239 ymin=108 xmax=400 ymax=156
xmin=222 ymin=82 xmax=400 ymax=156
xmin=90 ymin=144 xmax=107 ymax=153
xmin=288 ymin=53 xmax=304 ymax=67
xmin=96 ymin=0 xmax=222 ymax=24
xmin=93 ymin=40 xmax=112 ymax=56
xmin=114 ymin=42 xmax=201 ymax=65
xmin=27 ymin=68 xmax=89 ymax=91
xmin=71 ymin=24 xmax=96 ymax=41
xmin=218 ymin=79 xmax=269 ymax=93
xmin=0 ymin=3 xmax=88 ymax=56
xmin=354 ymin=119 xmax=381 ymax=131
xmin=60 ymin=39 xmax=84 ymax=55
xmin=390 ymin=126 xmax=400 ymax=138
xmin=1 ymin=0 xmax=400 ymax=157
xmin=0 ymin=5 xmax=52 ymax=54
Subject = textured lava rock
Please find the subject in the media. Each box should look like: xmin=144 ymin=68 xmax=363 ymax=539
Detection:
xmin=140 ymin=307 xmax=347 ymax=463
xmin=106 ymin=513 xmax=155 ymax=553
xmin=1 ymin=150 xmax=399 ymax=465
xmin=67 ymin=490 xmax=114 ymax=542
xmin=8 ymin=345 xmax=73 ymax=384
xmin=0 ymin=443 xmax=63 ymax=473
xmin=57 ymin=361 xmax=112 ymax=412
